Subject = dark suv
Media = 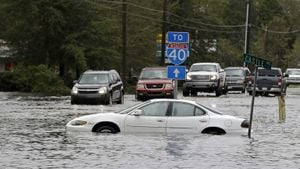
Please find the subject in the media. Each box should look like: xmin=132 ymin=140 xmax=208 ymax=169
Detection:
xmin=135 ymin=67 xmax=174 ymax=100
xmin=247 ymin=68 xmax=283 ymax=96
xmin=71 ymin=70 xmax=124 ymax=105
xmin=224 ymin=67 xmax=251 ymax=93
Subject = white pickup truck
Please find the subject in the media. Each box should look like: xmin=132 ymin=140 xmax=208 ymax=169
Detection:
xmin=183 ymin=62 xmax=227 ymax=97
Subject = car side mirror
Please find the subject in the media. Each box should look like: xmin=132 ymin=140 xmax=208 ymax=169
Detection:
xmin=132 ymin=109 xmax=143 ymax=116
xmin=283 ymin=73 xmax=289 ymax=77
xmin=73 ymin=80 xmax=78 ymax=84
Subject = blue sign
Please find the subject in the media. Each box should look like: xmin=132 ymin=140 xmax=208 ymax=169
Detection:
xmin=167 ymin=32 xmax=189 ymax=43
xmin=167 ymin=66 xmax=186 ymax=80
xmin=166 ymin=43 xmax=189 ymax=65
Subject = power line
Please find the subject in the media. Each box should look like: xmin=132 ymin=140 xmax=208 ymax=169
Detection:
xmin=89 ymin=1 xmax=244 ymax=34
xmin=92 ymin=0 xmax=246 ymax=28
xmin=252 ymin=24 xmax=300 ymax=34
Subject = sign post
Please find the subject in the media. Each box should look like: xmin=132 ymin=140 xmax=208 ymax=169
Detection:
xmin=244 ymin=53 xmax=272 ymax=138
xmin=166 ymin=31 xmax=189 ymax=99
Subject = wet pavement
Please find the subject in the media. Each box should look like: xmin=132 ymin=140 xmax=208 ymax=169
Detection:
xmin=0 ymin=89 xmax=299 ymax=169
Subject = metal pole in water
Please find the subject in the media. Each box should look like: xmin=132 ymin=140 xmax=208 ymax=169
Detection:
xmin=174 ymin=80 xmax=178 ymax=99
xmin=278 ymin=95 xmax=286 ymax=122
xmin=248 ymin=66 xmax=258 ymax=138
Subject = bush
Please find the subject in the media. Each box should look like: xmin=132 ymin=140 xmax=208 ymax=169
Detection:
xmin=0 ymin=64 xmax=70 ymax=95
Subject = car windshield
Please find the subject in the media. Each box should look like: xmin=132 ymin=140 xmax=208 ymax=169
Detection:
xmin=140 ymin=69 xmax=167 ymax=79
xmin=79 ymin=74 xmax=109 ymax=84
xmin=190 ymin=65 xmax=217 ymax=72
xmin=118 ymin=101 xmax=150 ymax=114
xmin=287 ymin=69 xmax=300 ymax=75
xmin=225 ymin=69 xmax=244 ymax=77
xmin=257 ymin=69 xmax=281 ymax=77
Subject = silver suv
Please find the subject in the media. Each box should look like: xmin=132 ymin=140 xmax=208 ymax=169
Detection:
xmin=285 ymin=68 xmax=300 ymax=86
xmin=71 ymin=70 xmax=124 ymax=105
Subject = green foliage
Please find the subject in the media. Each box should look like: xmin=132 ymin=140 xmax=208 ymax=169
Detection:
xmin=0 ymin=0 xmax=300 ymax=91
xmin=11 ymin=65 xmax=70 ymax=95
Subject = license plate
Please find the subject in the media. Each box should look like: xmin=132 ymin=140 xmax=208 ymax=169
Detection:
xmin=262 ymin=87 xmax=267 ymax=90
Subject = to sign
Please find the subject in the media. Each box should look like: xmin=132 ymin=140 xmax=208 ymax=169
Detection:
xmin=244 ymin=54 xmax=272 ymax=69
xmin=167 ymin=32 xmax=189 ymax=43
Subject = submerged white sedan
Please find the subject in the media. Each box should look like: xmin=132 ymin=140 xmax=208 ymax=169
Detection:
xmin=66 ymin=99 xmax=249 ymax=135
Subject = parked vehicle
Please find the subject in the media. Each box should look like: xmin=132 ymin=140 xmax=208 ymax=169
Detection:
xmin=285 ymin=68 xmax=300 ymax=86
xmin=183 ymin=62 xmax=227 ymax=97
xmin=247 ymin=67 xmax=283 ymax=96
xmin=135 ymin=67 xmax=174 ymax=100
xmin=71 ymin=70 xmax=124 ymax=105
xmin=66 ymin=99 xmax=249 ymax=135
xmin=224 ymin=67 xmax=251 ymax=93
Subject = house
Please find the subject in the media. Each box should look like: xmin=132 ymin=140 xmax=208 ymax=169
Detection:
xmin=0 ymin=40 xmax=15 ymax=72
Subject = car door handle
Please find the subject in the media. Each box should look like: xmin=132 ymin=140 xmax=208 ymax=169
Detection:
xmin=157 ymin=119 xmax=165 ymax=122
xmin=199 ymin=119 xmax=207 ymax=123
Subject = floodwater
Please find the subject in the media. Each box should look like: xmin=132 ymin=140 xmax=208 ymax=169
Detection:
xmin=0 ymin=89 xmax=300 ymax=169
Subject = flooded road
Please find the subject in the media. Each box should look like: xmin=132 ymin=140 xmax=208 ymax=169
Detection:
xmin=0 ymin=89 xmax=300 ymax=169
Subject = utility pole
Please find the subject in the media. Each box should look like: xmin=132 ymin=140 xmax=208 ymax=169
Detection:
xmin=161 ymin=0 xmax=167 ymax=66
xmin=122 ymin=0 xmax=128 ymax=85
xmin=243 ymin=0 xmax=251 ymax=66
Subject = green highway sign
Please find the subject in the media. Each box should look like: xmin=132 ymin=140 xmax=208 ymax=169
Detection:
xmin=244 ymin=54 xmax=272 ymax=69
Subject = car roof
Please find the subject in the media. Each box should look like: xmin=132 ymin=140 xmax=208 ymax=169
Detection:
xmin=286 ymin=68 xmax=300 ymax=70
xmin=148 ymin=98 xmax=197 ymax=105
xmin=83 ymin=69 xmax=117 ymax=74
xmin=192 ymin=62 xmax=219 ymax=66
xmin=142 ymin=67 xmax=166 ymax=70
xmin=224 ymin=67 xmax=248 ymax=70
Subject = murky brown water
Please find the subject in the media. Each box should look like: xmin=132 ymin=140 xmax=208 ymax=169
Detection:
xmin=0 ymin=89 xmax=299 ymax=169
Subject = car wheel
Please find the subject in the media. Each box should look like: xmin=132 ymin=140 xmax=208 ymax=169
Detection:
xmin=117 ymin=92 xmax=124 ymax=104
xmin=215 ymin=88 xmax=222 ymax=97
xmin=182 ymin=89 xmax=189 ymax=96
xmin=241 ymin=89 xmax=246 ymax=93
xmin=248 ymin=91 xmax=253 ymax=96
xmin=202 ymin=127 xmax=226 ymax=135
xmin=191 ymin=90 xmax=197 ymax=96
xmin=106 ymin=94 xmax=112 ymax=105
xmin=71 ymin=98 xmax=76 ymax=105
xmin=94 ymin=125 xmax=116 ymax=133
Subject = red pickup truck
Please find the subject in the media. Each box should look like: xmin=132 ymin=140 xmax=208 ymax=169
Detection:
xmin=135 ymin=67 xmax=174 ymax=101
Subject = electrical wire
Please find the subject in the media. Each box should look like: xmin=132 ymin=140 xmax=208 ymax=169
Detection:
xmin=89 ymin=0 xmax=244 ymax=34
xmin=252 ymin=24 xmax=300 ymax=34
xmin=91 ymin=0 xmax=246 ymax=28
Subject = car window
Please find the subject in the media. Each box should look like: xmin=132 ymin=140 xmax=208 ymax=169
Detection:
xmin=79 ymin=74 xmax=109 ymax=84
xmin=172 ymin=102 xmax=195 ymax=116
xmin=258 ymin=69 xmax=281 ymax=77
xmin=140 ymin=69 xmax=167 ymax=79
xmin=190 ymin=65 xmax=217 ymax=72
xmin=140 ymin=102 xmax=169 ymax=116
xmin=287 ymin=69 xmax=300 ymax=75
xmin=195 ymin=107 xmax=206 ymax=116
xmin=225 ymin=69 xmax=244 ymax=77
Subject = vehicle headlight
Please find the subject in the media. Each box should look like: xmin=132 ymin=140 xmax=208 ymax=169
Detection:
xmin=236 ymin=80 xmax=244 ymax=84
xmin=71 ymin=120 xmax=87 ymax=126
xmin=98 ymin=87 xmax=107 ymax=94
xmin=210 ymin=75 xmax=217 ymax=80
xmin=165 ymin=83 xmax=173 ymax=89
xmin=136 ymin=83 xmax=144 ymax=89
xmin=71 ymin=86 xmax=78 ymax=94
xmin=186 ymin=74 xmax=192 ymax=80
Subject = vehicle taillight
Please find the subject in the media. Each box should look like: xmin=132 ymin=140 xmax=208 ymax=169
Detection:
xmin=277 ymin=76 xmax=282 ymax=86
xmin=241 ymin=120 xmax=249 ymax=128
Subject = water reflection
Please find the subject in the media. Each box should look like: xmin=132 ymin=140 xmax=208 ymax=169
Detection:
xmin=0 ymin=91 xmax=300 ymax=168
